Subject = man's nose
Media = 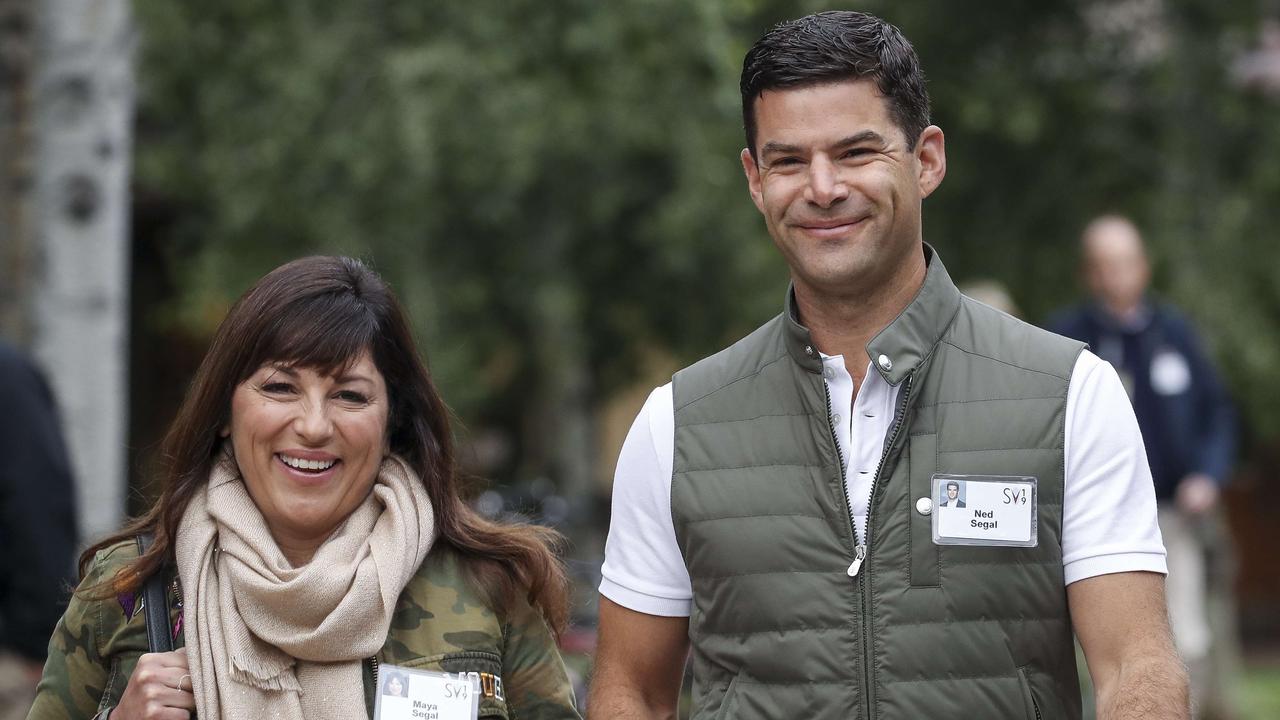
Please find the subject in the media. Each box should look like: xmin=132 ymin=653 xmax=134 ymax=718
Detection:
xmin=805 ymin=155 xmax=849 ymax=208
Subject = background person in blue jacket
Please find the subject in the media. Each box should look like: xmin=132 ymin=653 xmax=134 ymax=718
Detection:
xmin=0 ymin=339 xmax=79 ymax=720
xmin=1048 ymin=214 xmax=1237 ymax=714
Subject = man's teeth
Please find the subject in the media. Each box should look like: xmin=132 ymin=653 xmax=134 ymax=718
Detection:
xmin=280 ymin=455 xmax=336 ymax=471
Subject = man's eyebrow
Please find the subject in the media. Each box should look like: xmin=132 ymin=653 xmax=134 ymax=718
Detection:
xmin=759 ymin=131 xmax=888 ymax=159
xmin=759 ymin=141 xmax=803 ymax=158
xmin=834 ymin=130 xmax=887 ymax=148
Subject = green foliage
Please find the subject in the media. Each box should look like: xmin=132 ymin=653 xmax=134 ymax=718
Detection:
xmin=132 ymin=0 xmax=1280 ymax=479
xmin=134 ymin=0 xmax=781 ymax=421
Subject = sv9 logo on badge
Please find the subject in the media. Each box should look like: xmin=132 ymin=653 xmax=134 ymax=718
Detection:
xmin=1002 ymin=487 xmax=1028 ymax=505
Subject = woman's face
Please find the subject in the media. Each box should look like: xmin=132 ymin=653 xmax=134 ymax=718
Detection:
xmin=387 ymin=675 xmax=404 ymax=695
xmin=227 ymin=352 xmax=389 ymax=560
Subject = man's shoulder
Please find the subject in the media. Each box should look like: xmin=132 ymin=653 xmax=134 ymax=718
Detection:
xmin=672 ymin=313 xmax=789 ymax=410
xmin=1148 ymin=301 xmax=1201 ymax=339
xmin=948 ymin=296 xmax=1085 ymax=381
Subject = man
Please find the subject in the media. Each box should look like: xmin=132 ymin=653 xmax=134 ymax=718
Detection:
xmin=0 ymin=339 xmax=78 ymax=720
xmin=590 ymin=11 xmax=1187 ymax=719
xmin=940 ymin=480 xmax=965 ymax=508
xmin=1048 ymin=215 xmax=1236 ymax=713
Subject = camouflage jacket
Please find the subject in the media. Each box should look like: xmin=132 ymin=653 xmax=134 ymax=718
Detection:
xmin=27 ymin=540 xmax=580 ymax=720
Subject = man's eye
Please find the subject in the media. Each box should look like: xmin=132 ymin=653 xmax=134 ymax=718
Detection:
xmin=772 ymin=157 xmax=803 ymax=167
xmin=842 ymin=148 xmax=870 ymax=159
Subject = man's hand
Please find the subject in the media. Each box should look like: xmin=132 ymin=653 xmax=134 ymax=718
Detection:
xmin=1070 ymin=572 xmax=1189 ymax=719
xmin=1175 ymin=473 xmax=1219 ymax=516
xmin=586 ymin=596 xmax=689 ymax=720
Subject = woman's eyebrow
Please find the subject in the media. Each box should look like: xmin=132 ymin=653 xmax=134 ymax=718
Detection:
xmin=334 ymin=370 xmax=375 ymax=385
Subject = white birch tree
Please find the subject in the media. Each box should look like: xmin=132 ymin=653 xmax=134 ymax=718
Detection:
xmin=30 ymin=0 xmax=135 ymax=540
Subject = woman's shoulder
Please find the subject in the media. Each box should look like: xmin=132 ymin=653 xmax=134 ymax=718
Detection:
xmin=386 ymin=546 xmax=576 ymax=717
xmin=387 ymin=545 xmax=556 ymax=659
xmin=91 ymin=538 xmax=143 ymax=571
xmin=391 ymin=546 xmax=504 ymax=648
xmin=27 ymin=540 xmax=151 ymax=719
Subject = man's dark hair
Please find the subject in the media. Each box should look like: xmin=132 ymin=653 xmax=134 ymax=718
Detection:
xmin=740 ymin=11 xmax=930 ymax=156
xmin=946 ymin=481 xmax=959 ymax=492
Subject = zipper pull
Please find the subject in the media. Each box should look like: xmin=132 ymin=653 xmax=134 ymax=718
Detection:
xmin=847 ymin=545 xmax=867 ymax=577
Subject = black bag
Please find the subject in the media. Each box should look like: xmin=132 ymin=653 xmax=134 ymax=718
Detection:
xmin=133 ymin=532 xmax=175 ymax=653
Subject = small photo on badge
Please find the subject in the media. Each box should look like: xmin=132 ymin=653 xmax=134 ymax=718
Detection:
xmin=938 ymin=478 xmax=966 ymax=509
xmin=382 ymin=670 xmax=409 ymax=698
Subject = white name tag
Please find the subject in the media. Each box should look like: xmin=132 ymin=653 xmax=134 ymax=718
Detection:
xmin=373 ymin=665 xmax=480 ymax=720
xmin=931 ymin=474 xmax=1038 ymax=547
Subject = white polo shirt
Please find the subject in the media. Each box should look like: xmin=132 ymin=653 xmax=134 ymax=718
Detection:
xmin=600 ymin=349 xmax=1167 ymax=617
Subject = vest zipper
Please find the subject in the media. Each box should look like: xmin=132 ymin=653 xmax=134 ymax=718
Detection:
xmin=368 ymin=655 xmax=380 ymax=684
xmin=821 ymin=380 xmax=859 ymax=569
xmin=860 ymin=373 xmax=915 ymax=720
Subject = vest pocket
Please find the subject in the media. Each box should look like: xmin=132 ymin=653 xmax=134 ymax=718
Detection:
xmin=1017 ymin=666 xmax=1043 ymax=720
xmin=713 ymin=674 xmax=741 ymax=720
xmin=908 ymin=433 xmax=940 ymax=586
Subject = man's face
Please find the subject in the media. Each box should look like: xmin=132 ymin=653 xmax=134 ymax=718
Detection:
xmin=947 ymin=484 xmax=958 ymax=499
xmin=1083 ymin=220 xmax=1150 ymax=314
xmin=740 ymin=80 xmax=945 ymax=298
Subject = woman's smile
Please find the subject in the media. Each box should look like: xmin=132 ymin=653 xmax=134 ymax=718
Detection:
xmin=227 ymin=353 xmax=388 ymax=563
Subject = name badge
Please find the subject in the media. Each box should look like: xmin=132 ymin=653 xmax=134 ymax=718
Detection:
xmin=931 ymin=474 xmax=1038 ymax=547
xmin=373 ymin=665 xmax=480 ymax=720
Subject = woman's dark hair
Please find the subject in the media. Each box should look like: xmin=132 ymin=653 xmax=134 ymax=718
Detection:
xmin=740 ymin=10 xmax=931 ymax=155
xmin=82 ymin=256 xmax=570 ymax=633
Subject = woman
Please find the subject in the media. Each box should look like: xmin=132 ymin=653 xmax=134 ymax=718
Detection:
xmin=28 ymin=257 xmax=580 ymax=719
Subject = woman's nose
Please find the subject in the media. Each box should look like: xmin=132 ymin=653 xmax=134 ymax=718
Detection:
xmin=293 ymin=398 xmax=334 ymax=442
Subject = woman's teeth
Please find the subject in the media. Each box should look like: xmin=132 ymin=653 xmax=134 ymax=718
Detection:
xmin=279 ymin=454 xmax=336 ymax=471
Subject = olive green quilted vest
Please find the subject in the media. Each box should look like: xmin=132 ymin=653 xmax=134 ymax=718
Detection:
xmin=671 ymin=247 xmax=1085 ymax=720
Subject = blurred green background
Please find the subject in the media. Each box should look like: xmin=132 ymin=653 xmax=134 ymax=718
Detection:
xmin=111 ymin=0 xmax=1280 ymax=716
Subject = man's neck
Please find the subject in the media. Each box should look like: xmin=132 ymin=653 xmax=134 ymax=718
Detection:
xmin=1098 ymin=297 xmax=1151 ymax=330
xmin=793 ymin=256 xmax=927 ymax=389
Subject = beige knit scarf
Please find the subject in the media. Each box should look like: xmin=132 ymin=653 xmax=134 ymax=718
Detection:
xmin=175 ymin=449 xmax=436 ymax=720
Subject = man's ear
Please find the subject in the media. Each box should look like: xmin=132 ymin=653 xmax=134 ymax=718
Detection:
xmin=741 ymin=147 xmax=766 ymax=214
xmin=915 ymin=125 xmax=946 ymax=199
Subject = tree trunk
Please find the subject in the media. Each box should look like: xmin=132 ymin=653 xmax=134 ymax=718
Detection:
xmin=30 ymin=0 xmax=135 ymax=540
xmin=0 ymin=0 xmax=35 ymax=343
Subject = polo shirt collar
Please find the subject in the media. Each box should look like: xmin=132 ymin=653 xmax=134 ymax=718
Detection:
xmin=783 ymin=243 xmax=962 ymax=386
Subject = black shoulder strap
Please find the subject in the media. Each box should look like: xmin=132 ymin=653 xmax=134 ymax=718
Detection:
xmin=134 ymin=532 xmax=175 ymax=653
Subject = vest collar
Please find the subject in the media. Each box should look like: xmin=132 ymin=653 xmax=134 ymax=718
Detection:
xmin=783 ymin=243 xmax=962 ymax=386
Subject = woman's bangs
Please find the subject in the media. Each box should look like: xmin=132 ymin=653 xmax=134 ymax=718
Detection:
xmin=252 ymin=295 xmax=379 ymax=378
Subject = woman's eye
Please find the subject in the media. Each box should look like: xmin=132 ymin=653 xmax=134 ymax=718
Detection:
xmin=336 ymin=390 xmax=369 ymax=404
xmin=262 ymin=382 xmax=294 ymax=394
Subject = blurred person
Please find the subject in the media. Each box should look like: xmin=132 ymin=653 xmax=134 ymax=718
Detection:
xmin=591 ymin=11 xmax=1186 ymax=719
xmin=0 ymin=340 xmax=78 ymax=720
xmin=959 ymin=278 xmax=1021 ymax=317
xmin=27 ymin=257 xmax=580 ymax=719
xmin=1048 ymin=215 xmax=1238 ymax=716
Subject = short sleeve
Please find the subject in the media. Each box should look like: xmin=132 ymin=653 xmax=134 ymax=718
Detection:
xmin=1062 ymin=351 xmax=1168 ymax=585
xmin=598 ymin=385 xmax=693 ymax=616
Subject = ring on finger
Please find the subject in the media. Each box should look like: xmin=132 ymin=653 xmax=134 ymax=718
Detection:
xmin=173 ymin=674 xmax=191 ymax=692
